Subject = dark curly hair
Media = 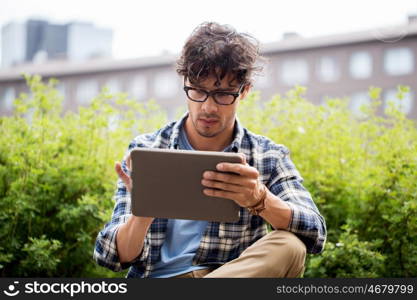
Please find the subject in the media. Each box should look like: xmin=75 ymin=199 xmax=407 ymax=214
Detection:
xmin=176 ymin=22 xmax=263 ymax=87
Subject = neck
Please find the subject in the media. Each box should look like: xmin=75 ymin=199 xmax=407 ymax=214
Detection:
xmin=184 ymin=116 xmax=235 ymax=151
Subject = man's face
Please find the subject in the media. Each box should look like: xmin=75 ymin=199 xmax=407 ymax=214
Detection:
xmin=185 ymin=74 xmax=248 ymax=138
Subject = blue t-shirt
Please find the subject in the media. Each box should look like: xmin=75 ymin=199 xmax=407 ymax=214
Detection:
xmin=150 ymin=124 xmax=212 ymax=278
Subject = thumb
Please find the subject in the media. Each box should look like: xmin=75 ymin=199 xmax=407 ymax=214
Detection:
xmin=115 ymin=161 xmax=131 ymax=186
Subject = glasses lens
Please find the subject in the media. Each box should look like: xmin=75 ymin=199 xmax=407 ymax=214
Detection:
xmin=187 ymin=89 xmax=207 ymax=101
xmin=214 ymin=92 xmax=235 ymax=105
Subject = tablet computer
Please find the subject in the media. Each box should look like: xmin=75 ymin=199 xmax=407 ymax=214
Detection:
xmin=130 ymin=148 xmax=243 ymax=222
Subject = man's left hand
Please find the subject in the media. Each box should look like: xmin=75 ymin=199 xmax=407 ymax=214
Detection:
xmin=201 ymin=154 xmax=265 ymax=208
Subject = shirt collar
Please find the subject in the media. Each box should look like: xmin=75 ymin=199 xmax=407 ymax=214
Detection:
xmin=169 ymin=112 xmax=244 ymax=152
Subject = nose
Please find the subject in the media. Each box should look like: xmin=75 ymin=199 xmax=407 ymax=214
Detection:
xmin=201 ymin=95 xmax=218 ymax=114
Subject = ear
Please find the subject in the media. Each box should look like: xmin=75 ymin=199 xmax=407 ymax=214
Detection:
xmin=239 ymin=84 xmax=252 ymax=100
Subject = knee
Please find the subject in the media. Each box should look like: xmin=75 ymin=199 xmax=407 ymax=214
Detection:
xmin=264 ymin=230 xmax=306 ymax=277
xmin=282 ymin=231 xmax=306 ymax=261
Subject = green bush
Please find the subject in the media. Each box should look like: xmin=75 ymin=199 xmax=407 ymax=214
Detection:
xmin=238 ymin=86 xmax=417 ymax=277
xmin=304 ymin=226 xmax=385 ymax=277
xmin=0 ymin=75 xmax=167 ymax=276
xmin=0 ymin=76 xmax=415 ymax=277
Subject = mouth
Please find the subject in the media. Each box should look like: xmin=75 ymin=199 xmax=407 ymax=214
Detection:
xmin=198 ymin=118 xmax=219 ymax=126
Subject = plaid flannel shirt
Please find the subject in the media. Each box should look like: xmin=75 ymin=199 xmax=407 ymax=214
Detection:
xmin=93 ymin=113 xmax=326 ymax=278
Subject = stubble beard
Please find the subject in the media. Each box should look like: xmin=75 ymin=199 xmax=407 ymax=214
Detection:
xmin=192 ymin=116 xmax=224 ymax=138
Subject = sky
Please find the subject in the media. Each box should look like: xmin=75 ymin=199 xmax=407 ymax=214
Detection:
xmin=1 ymin=0 xmax=417 ymax=62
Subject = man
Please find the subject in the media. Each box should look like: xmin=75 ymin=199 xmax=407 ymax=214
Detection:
xmin=93 ymin=22 xmax=326 ymax=278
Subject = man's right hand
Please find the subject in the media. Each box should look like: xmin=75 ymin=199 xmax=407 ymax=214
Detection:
xmin=114 ymin=154 xmax=154 ymax=222
xmin=114 ymin=154 xmax=155 ymax=263
xmin=115 ymin=155 xmax=132 ymax=193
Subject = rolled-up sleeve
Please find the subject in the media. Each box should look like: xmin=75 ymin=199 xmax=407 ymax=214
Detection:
xmin=267 ymin=146 xmax=327 ymax=254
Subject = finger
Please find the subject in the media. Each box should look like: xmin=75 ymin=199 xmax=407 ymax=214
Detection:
xmin=203 ymin=171 xmax=242 ymax=185
xmin=203 ymin=188 xmax=240 ymax=201
xmin=215 ymin=162 xmax=258 ymax=177
xmin=202 ymin=171 xmax=257 ymax=191
xmin=115 ymin=161 xmax=130 ymax=184
xmin=201 ymin=179 xmax=242 ymax=193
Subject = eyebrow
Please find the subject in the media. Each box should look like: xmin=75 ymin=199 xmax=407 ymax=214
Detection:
xmin=188 ymin=83 xmax=238 ymax=92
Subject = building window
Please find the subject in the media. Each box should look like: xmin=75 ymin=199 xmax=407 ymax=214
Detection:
xmin=153 ymin=72 xmax=178 ymax=98
xmin=281 ymin=58 xmax=309 ymax=86
xmin=384 ymin=88 xmax=413 ymax=115
xmin=56 ymin=82 xmax=66 ymax=100
xmin=349 ymin=51 xmax=372 ymax=79
xmin=76 ymin=80 xmax=98 ymax=105
xmin=350 ymin=92 xmax=371 ymax=117
xmin=104 ymin=78 xmax=121 ymax=93
xmin=317 ymin=56 xmax=340 ymax=82
xmin=128 ymin=75 xmax=147 ymax=100
xmin=1 ymin=87 xmax=16 ymax=111
xmin=384 ymin=47 xmax=414 ymax=76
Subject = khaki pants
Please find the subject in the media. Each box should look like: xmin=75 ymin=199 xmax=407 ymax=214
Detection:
xmin=173 ymin=230 xmax=306 ymax=278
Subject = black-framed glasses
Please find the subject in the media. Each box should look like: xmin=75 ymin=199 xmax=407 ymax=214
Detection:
xmin=183 ymin=82 xmax=245 ymax=105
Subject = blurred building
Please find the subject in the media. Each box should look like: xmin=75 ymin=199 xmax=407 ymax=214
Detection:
xmin=0 ymin=16 xmax=416 ymax=120
xmin=1 ymin=19 xmax=113 ymax=67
